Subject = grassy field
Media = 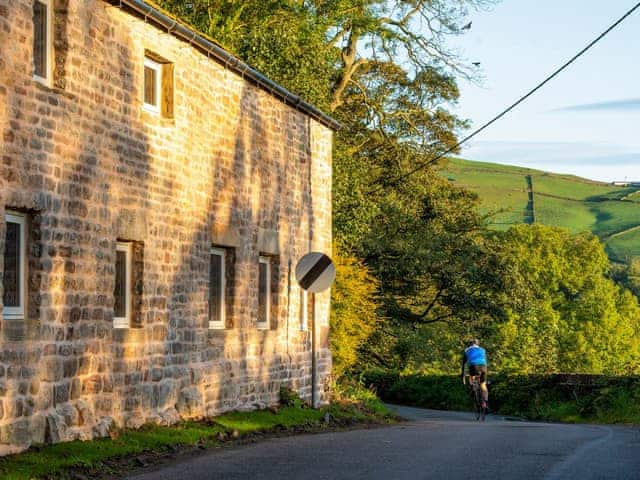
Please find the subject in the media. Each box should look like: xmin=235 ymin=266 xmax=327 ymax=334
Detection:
xmin=439 ymin=158 xmax=640 ymax=261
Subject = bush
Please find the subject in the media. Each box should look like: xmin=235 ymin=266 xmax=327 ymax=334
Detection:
xmin=279 ymin=386 xmax=306 ymax=408
xmin=362 ymin=371 xmax=471 ymax=411
xmin=363 ymin=371 xmax=640 ymax=423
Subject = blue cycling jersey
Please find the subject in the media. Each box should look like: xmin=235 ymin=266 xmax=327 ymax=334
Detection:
xmin=464 ymin=345 xmax=487 ymax=366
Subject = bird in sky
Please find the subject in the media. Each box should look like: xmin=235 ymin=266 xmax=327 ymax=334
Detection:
xmin=461 ymin=21 xmax=472 ymax=30
xmin=472 ymin=62 xmax=481 ymax=67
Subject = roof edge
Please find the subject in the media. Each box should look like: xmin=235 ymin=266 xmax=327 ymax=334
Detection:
xmin=107 ymin=0 xmax=341 ymax=131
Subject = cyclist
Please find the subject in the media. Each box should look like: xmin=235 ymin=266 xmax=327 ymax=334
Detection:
xmin=461 ymin=338 xmax=489 ymax=413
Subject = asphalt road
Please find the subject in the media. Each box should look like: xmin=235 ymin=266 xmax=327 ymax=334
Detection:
xmin=125 ymin=405 xmax=640 ymax=480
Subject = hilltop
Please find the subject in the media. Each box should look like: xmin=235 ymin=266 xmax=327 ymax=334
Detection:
xmin=438 ymin=158 xmax=640 ymax=262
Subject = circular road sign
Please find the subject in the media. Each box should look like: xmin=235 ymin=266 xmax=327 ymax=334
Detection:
xmin=295 ymin=252 xmax=336 ymax=293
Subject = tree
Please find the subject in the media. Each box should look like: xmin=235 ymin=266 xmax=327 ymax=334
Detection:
xmin=330 ymin=247 xmax=381 ymax=378
xmin=494 ymin=225 xmax=640 ymax=375
xmin=155 ymin=0 xmax=507 ymax=373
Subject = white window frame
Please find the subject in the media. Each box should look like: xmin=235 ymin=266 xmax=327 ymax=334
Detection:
xmin=114 ymin=242 xmax=132 ymax=329
xmin=3 ymin=212 xmax=27 ymax=320
xmin=300 ymin=288 xmax=308 ymax=331
xmin=143 ymin=56 xmax=162 ymax=114
xmin=33 ymin=0 xmax=53 ymax=86
xmin=209 ymin=247 xmax=226 ymax=330
xmin=257 ymin=256 xmax=271 ymax=329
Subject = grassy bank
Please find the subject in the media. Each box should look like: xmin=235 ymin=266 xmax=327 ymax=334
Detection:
xmin=363 ymin=370 xmax=640 ymax=424
xmin=438 ymin=158 xmax=640 ymax=260
xmin=0 ymin=390 xmax=393 ymax=480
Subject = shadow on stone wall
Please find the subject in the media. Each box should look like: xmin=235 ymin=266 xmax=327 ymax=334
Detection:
xmin=0 ymin=0 xmax=320 ymax=454
xmin=0 ymin=0 xmax=156 ymax=450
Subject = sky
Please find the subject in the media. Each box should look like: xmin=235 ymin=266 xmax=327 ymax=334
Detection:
xmin=449 ymin=0 xmax=640 ymax=182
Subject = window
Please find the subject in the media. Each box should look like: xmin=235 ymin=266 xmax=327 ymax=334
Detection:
xmin=114 ymin=242 xmax=132 ymax=328
xmin=33 ymin=0 xmax=53 ymax=84
xmin=143 ymin=54 xmax=174 ymax=117
xmin=143 ymin=57 xmax=161 ymax=113
xmin=3 ymin=212 xmax=26 ymax=320
xmin=300 ymin=289 xmax=308 ymax=331
xmin=209 ymin=248 xmax=226 ymax=329
xmin=258 ymin=256 xmax=271 ymax=329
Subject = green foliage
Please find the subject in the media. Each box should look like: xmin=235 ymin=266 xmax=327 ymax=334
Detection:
xmin=612 ymin=258 xmax=640 ymax=298
xmin=365 ymin=372 xmax=640 ymax=424
xmin=155 ymin=0 xmax=335 ymax=108
xmin=330 ymin=247 xmax=381 ymax=378
xmin=362 ymin=370 xmax=471 ymax=411
xmin=279 ymin=386 xmax=307 ymax=408
xmin=494 ymin=225 xmax=640 ymax=375
xmin=331 ymin=378 xmax=394 ymax=419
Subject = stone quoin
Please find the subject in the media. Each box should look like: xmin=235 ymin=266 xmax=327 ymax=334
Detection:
xmin=0 ymin=0 xmax=335 ymax=454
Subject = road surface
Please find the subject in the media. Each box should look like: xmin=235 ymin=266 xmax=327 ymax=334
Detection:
xmin=125 ymin=405 xmax=640 ymax=479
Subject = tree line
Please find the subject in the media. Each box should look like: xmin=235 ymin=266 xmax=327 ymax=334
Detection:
xmin=156 ymin=0 xmax=640 ymax=378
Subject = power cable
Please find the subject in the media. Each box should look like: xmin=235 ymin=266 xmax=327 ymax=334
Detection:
xmin=371 ymin=1 xmax=640 ymax=193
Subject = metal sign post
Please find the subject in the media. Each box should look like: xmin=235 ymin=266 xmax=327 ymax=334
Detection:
xmin=295 ymin=252 xmax=336 ymax=408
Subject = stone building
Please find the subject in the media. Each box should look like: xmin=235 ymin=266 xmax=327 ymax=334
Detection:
xmin=0 ymin=0 xmax=337 ymax=454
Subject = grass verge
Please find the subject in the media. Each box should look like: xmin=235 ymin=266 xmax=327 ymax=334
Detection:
xmin=0 ymin=395 xmax=394 ymax=480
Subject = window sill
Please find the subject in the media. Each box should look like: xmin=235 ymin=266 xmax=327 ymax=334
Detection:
xmin=31 ymin=78 xmax=75 ymax=99
xmin=141 ymin=108 xmax=175 ymax=126
xmin=142 ymin=103 xmax=161 ymax=115
xmin=113 ymin=327 xmax=147 ymax=343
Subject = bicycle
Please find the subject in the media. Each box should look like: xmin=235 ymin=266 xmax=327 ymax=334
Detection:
xmin=464 ymin=374 xmax=485 ymax=421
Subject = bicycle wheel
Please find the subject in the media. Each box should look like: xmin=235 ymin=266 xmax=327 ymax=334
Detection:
xmin=473 ymin=388 xmax=481 ymax=421
xmin=473 ymin=386 xmax=485 ymax=421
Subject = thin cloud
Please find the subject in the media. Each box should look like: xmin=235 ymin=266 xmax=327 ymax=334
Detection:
xmin=553 ymin=98 xmax=640 ymax=113
xmin=462 ymin=141 xmax=640 ymax=182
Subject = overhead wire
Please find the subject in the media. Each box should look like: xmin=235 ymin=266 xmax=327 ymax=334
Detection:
xmin=370 ymin=1 xmax=640 ymax=193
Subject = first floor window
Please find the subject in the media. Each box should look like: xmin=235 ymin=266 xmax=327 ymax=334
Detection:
xmin=33 ymin=0 xmax=53 ymax=83
xmin=209 ymin=248 xmax=226 ymax=329
xmin=3 ymin=212 xmax=26 ymax=319
xmin=114 ymin=242 xmax=132 ymax=328
xmin=258 ymin=256 xmax=271 ymax=329
xmin=143 ymin=56 xmax=161 ymax=113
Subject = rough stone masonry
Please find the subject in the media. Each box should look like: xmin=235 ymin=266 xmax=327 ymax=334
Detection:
xmin=0 ymin=0 xmax=335 ymax=454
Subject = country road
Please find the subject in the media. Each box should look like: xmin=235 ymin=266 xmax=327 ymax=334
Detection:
xmin=125 ymin=405 xmax=640 ymax=480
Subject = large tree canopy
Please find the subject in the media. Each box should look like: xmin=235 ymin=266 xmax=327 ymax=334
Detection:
xmin=155 ymin=0 xmax=640 ymax=377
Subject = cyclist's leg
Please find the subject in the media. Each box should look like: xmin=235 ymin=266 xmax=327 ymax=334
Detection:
xmin=479 ymin=367 xmax=488 ymax=404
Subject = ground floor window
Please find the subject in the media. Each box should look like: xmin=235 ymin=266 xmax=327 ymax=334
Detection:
xmin=258 ymin=256 xmax=271 ymax=329
xmin=114 ymin=242 xmax=132 ymax=328
xmin=3 ymin=212 xmax=26 ymax=319
xmin=209 ymin=247 xmax=226 ymax=329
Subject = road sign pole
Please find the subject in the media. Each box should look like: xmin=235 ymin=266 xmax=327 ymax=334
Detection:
xmin=295 ymin=252 xmax=335 ymax=410
xmin=311 ymin=292 xmax=317 ymax=408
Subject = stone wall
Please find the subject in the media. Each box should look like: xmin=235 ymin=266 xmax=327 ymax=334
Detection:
xmin=0 ymin=0 xmax=333 ymax=454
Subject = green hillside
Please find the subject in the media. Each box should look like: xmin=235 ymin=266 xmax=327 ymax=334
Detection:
xmin=439 ymin=158 xmax=640 ymax=262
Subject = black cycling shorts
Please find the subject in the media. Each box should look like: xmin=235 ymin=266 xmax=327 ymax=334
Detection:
xmin=469 ymin=365 xmax=487 ymax=383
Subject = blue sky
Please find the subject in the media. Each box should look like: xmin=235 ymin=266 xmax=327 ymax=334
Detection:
xmin=451 ymin=0 xmax=640 ymax=182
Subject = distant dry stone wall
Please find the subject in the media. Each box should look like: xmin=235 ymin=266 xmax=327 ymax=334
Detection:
xmin=0 ymin=0 xmax=333 ymax=454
